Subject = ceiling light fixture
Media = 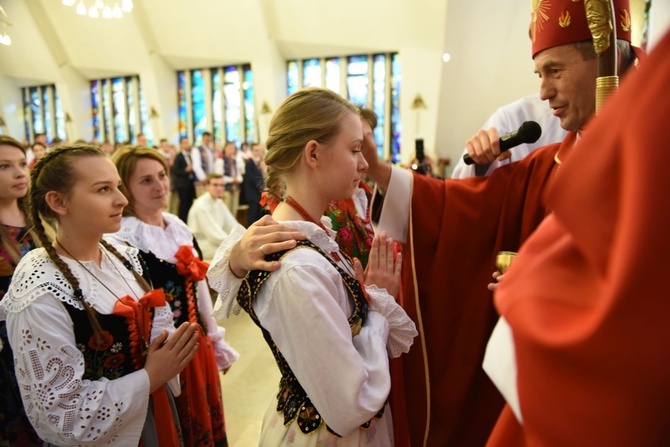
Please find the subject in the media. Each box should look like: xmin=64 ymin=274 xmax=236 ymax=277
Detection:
xmin=62 ymin=0 xmax=133 ymax=19
xmin=0 ymin=5 xmax=11 ymax=46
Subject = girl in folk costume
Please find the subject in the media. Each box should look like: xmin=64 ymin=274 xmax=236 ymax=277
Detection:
xmin=0 ymin=135 xmax=42 ymax=445
xmin=107 ymin=146 xmax=238 ymax=447
xmin=0 ymin=145 xmax=199 ymax=446
xmin=208 ymin=87 xmax=418 ymax=446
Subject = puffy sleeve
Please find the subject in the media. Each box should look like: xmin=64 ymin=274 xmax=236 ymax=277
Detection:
xmin=196 ymin=278 xmax=240 ymax=370
xmin=258 ymin=253 xmax=392 ymax=437
xmin=6 ymin=294 xmax=150 ymax=446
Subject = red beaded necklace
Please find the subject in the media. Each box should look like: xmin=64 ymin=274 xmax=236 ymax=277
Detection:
xmin=285 ymin=196 xmax=343 ymax=263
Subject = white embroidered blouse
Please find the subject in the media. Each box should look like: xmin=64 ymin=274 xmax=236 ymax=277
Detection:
xmin=207 ymin=218 xmax=418 ymax=437
xmin=0 ymin=244 xmax=176 ymax=446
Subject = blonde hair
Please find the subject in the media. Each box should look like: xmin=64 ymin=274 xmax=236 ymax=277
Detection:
xmin=264 ymin=87 xmax=358 ymax=202
xmin=111 ymin=145 xmax=169 ymax=217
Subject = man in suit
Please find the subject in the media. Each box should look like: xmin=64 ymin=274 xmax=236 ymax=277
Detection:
xmin=242 ymin=143 xmax=267 ymax=226
xmin=171 ymin=137 xmax=197 ymax=222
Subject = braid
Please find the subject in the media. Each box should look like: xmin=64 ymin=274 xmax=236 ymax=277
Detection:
xmin=99 ymin=239 xmax=152 ymax=293
xmin=264 ymin=170 xmax=285 ymax=204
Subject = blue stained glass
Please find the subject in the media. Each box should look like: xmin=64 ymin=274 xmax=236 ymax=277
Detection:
xmin=191 ymin=69 xmax=207 ymax=143
xmin=90 ymin=80 xmax=100 ymax=141
xmin=390 ymin=53 xmax=402 ymax=163
xmin=102 ymin=79 xmax=113 ymax=142
xmin=138 ymin=78 xmax=153 ymax=145
xmin=30 ymin=88 xmax=43 ymax=136
xmin=112 ymin=77 xmax=127 ymax=144
xmin=177 ymin=71 xmax=188 ymax=140
xmin=346 ymin=56 xmax=368 ymax=106
xmin=224 ymin=66 xmax=241 ymax=146
xmin=126 ymin=77 xmax=136 ymax=143
xmin=325 ymin=58 xmax=340 ymax=93
xmin=302 ymin=58 xmax=321 ymax=88
xmin=22 ymin=88 xmax=30 ymax=141
xmin=54 ymin=89 xmax=66 ymax=141
xmin=212 ymin=69 xmax=222 ymax=144
xmin=43 ymin=87 xmax=53 ymax=143
xmin=373 ymin=55 xmax=386 ymax=158
xmin=243 ymin=65 xmax=255 ymax=143
xmin=287 ymin=61 xmax=299 ymax=96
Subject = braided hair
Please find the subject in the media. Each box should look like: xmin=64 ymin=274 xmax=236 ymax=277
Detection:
xmin=30 ymin=145 xmax=150 ymax=346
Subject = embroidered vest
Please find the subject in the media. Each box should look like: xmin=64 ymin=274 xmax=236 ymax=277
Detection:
xmin=236 ymin=239 xmax=384 ymax=436
xmin=64 ymin=304 xmax=143 ymax=380
xmin=139 ymin=250 xmax=206 ymax=330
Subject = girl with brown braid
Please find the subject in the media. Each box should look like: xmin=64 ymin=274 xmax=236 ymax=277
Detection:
xmin=0 ymin=135 xmax=42 ymax=445
xmin=107 ymin=146 xmax=237 ymax=447
xmin=0 ymin=144 xmax=199 ymax=446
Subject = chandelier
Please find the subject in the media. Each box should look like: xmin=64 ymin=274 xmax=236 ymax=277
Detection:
xmin=62 ymin=0 xmax=134 ymax=19
xmin=0 ymin=4 xmax=10 ymax=46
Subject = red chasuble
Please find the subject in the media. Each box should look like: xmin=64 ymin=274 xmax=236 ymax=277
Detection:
xmin=396 ymin=132 xmax=578 ymax=446
xmin=487 ymin=30 xmax=670 ymax=447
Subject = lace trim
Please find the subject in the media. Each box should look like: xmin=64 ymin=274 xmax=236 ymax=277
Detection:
xmin=208 ymin=220 xmax=340 ymax=320
xmin=15 ymin=331 xmax=131 ymax=445
xmin=365 ymin=284 xmax=418 ymax=358
xmin=209 ymin=224 xmax=246 ymax=319
xmin=1 ymin=245 xmax=143 ymax=315
xmin=109 ymin=213 xmax=193 ymax=263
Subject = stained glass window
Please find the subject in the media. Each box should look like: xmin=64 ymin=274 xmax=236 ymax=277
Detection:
xmin=285 ymin=53 xmax=400 ymax=162
xmin=224 ymin=66 xmax=241 ymax=146
xmin=212 ymin=69 xmax=223 ymax=144
xmin=112 ymin=77 xmax=127 ymax=143
xmin=30 ymin=88 xmax=43 ymax=136
xmin=243 ymin=65 xmax=256 ymax=143
xmin=325 ymin=57 xmax=340 ymax=93
xmin=191 ymin=69 xmax=207 ymax=143
xmin=22 ymin=89 xmax=31 ymax=141
xmin=91 ymin=80 xmax=101 ymax=140
xmin=287 ymin=60 xmax=299 ymax=96
xmin=390 ymin=53 xmax=402 ymax=163
xmin=54 ymin=90 xmax=66 ymax=141
xmin=22 ymin=84 xmax=66 ymax=143
xmin=178 ymin=71 xmax=188 ymax=140
xmin=138 ymin=80 xmax=153 ymax=145
xmin=102 ymin=79 xmax=113 ymax=141
xmin=347 ymin=55 xmax=368 ymax=106
xmin=43 ymin=86 xmax=53 ymax=143
xmin=126 ymin=77 xmax=136 ymax=143
xmin=302 ymin=58 xmax=322 ymax=88
xmin=372 ymin=54 xmax=386 ymax=157
xmin=178 ymin=65 xmax=255 ymax=145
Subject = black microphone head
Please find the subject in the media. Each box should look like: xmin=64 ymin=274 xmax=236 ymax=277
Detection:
xmin=519 ymin=121 xmax=542 ymax=144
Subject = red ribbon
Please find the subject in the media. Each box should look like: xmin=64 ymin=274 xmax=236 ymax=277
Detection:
xmin=174 ymin=245 xmax=209 ymax=281
xmin=112 ymin=289 xmax=166 ymax=337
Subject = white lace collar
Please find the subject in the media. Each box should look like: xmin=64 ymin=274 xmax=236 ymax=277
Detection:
xmin=109 ymin=213 xmax=194 ymax=263
xmin=279 ymin=217 xmax=339 ymax=255
xmin=1 ymin=244 xmax=143 ymax=314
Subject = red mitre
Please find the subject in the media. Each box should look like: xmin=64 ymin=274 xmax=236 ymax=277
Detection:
xmin=531 ymin=0 xmax=633 ymax=58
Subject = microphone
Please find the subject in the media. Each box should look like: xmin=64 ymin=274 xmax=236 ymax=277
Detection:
xmin=463 ymin=121 xmax=542 ymax=165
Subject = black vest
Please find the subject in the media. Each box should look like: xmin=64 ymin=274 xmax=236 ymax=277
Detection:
xmin=236 ymin=239 xmax=384 ymax=436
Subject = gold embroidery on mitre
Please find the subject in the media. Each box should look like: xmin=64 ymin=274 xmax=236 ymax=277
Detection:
xmin=620 ymin=8 xmax=631 ymax=32
xmin=532 ymin=0 xmax=551 ymax=42
xmin=559 ymin=10 xmax=571 ymax=28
